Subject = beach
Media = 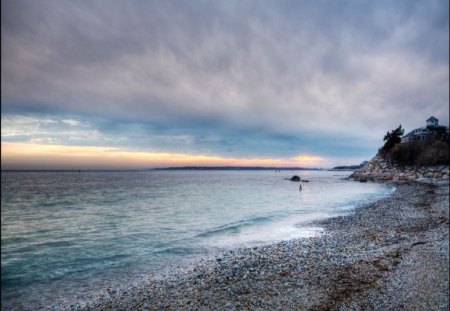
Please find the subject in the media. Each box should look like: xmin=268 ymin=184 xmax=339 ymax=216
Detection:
xmin=70 ymin=179 xmax=449 ymax=311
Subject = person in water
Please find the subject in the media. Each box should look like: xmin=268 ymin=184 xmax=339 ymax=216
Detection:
xmin=299 ymin=184 xmax=302 ymax=191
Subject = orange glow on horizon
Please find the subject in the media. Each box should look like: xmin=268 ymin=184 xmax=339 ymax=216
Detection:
xmin=292 ymin=155 xmax=325 ymax=163
xmin=1 ymin=142 xmax=327 ymax=169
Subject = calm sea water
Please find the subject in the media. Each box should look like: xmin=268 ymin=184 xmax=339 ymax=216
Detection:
xmin=1 ymin=170 xmax=393 ymax=310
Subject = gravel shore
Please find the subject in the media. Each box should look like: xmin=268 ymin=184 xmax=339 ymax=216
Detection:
xmin=71 ymin=180 xmax=449 ymax=311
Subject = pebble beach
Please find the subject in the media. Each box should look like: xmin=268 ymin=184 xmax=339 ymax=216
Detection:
xmin=69 ymin=179 xmax=449 ymax=311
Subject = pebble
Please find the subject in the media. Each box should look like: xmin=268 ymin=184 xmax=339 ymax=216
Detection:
xmin=62 ymin=180 xmax=448 ymax=311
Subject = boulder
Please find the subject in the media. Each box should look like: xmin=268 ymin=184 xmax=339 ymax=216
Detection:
xmin=289 ymin=175 xmax=301 ymax=182
xmin=424 ymin=172 xmax=434 ymax=178
xmin=433 ymin=172 xmax=443 ymax=179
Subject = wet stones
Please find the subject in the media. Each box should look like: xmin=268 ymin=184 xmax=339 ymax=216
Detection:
xmin=349 ymin=155 xmax=449 ymax=182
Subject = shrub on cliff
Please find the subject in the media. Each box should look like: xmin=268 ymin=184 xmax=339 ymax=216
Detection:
xmin=416 ymin=140 xmax=450 ymax=166
xmin=388 ymin=141 xmax=424 ymax=166
xmin=427 ymin=125 xmax=449 ymax=141
xmin=385 ymin=139 xmax=449 ymax=167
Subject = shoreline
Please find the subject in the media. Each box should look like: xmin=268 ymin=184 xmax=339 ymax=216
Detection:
xmin=68 ymin=180 xmax=448 ymax=310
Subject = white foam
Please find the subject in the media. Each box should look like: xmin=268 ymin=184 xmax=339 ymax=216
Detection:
xmin=200 ymin=215 xmax=326 ymax=248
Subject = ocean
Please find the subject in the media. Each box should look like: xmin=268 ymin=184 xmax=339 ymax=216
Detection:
xmin=1 ymin=170 xmax=394 ymax=310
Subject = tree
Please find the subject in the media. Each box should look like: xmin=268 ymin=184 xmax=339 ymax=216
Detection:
xmin=380 ymin=125 xmax=404 ymax=154
xmin=426 ymin=125 xmax=449 ymax=141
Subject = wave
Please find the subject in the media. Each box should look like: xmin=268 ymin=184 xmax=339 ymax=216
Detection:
xmin=195 ymin=215 xmax=274 ymax=239
xmin=152 ymin=246 xmax=195 ymax=255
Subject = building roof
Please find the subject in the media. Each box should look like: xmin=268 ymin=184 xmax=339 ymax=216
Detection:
xmin=402 ymin=130 xmax=415 ymax=138
xmin=426 ymin=116 xmax=438 ymax=122
xmin=401 ymin=127 xmax=428 ymax=140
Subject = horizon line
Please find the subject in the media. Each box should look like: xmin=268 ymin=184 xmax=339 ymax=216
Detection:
xmin=1 ymin=165 xmax=362 ymax=172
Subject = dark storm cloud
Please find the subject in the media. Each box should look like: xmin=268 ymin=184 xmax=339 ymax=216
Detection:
xmin=2 ymin=0 xmax=449 ymax=161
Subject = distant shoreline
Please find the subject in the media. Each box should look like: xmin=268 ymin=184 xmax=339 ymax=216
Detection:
xmin=0 ymin=167 xmax=362 ymax=173
xmin=150 ymin=166 xmax=324 ymax=171
xmin=2 ymin=167 xmax=325 ymax=172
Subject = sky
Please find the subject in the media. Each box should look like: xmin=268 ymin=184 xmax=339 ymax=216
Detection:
xmin=1 ymin=0 xmax=449 ymax=169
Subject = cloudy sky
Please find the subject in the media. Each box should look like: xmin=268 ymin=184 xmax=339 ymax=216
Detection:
xmin=1 ymin=0 xmax=449 ymax=169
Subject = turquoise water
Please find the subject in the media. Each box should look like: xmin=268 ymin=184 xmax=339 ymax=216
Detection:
xmin=1 ymin=170 xmax=393 ymax=310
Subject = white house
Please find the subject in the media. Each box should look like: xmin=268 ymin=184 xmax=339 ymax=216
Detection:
xmin=401 ymin=116 xmax=446 ymax=143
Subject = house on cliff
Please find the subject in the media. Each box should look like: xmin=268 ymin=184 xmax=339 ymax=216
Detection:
xmin=401 ymin=116 xmax=448 ymax=143
xmin=426 ymin=116 xmax=439 ymax=127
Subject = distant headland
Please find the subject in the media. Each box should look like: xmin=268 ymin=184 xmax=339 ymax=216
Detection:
xmin=331 ymin=164 xmax=365 ymax=170
xmin=150 ymin=166 xmax=323 ymax=171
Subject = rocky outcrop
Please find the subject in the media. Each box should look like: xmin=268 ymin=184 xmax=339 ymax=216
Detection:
xmin=289 ymin=175 xmax=301 ymax=182
xmin=349 ymin=155 xmax=449 ymax=182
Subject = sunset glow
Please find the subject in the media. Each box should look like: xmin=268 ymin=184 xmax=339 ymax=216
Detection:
xmin=2 ymin=142 xmax=327 ymax=169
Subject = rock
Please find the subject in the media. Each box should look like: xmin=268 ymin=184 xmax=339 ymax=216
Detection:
xmin=433 ymin=172 xmax=443 ymax=179
xmin=349 ymin=154 xmax=449 ymax=182
xmin=289 ymin=175 xmax=301 ymax=182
